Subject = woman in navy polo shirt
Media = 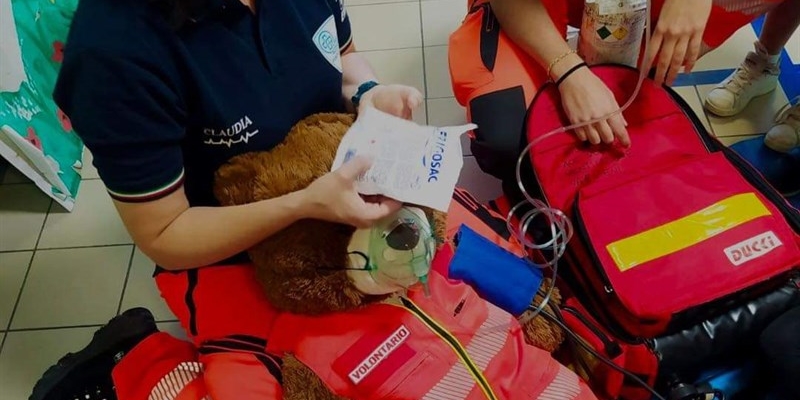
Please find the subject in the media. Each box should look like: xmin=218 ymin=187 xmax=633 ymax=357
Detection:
xmin=31 ymin=0 xmax=422 ymax=399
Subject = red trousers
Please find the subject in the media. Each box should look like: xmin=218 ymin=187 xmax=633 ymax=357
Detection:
xmin=111 ymin=264 xmax=283 ymax=400
xmin=109 ymin=189 xmax=518 ymax=400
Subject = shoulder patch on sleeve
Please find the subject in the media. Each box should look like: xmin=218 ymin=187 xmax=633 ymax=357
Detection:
xmin=313 ymin=15 xmax=343 ymax=72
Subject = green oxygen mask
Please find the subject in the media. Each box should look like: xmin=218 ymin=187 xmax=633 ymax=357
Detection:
xmin=365 ymin=207 xmax=436 ymax=296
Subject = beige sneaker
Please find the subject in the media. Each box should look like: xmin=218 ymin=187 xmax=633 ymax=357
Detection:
xmin=764 ymin=97 xmax=800 ymax=154
xmin=704 ymin=42 xmax=780 ymax=117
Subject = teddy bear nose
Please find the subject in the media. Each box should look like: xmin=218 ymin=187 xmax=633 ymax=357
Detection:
xmin=385 ymin=222 xmax=420 ymax=251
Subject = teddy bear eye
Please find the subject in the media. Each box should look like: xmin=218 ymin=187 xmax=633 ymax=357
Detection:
xmin=385 ymin=221 xmax=420 ymax=251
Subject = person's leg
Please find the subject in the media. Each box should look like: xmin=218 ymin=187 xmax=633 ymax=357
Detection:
xmin=762 ymin=0 xmax=800 ymax=154
xmin=759 ymin=305 xmax=800 ymax=400
xmin=704 ymin=0 xmax=800 ymax=118
xmin=447 ymin=0 xmax=582 ymax=187
xmin=112 ymin=330 xmax=209 ymax=400
xmin=751 ymin=0 xmax=800 ymax=154
xmin=154 ymin=264 xmax=283 ymax=399
xmin=198 ymin=350 xmax=282 ymax=399
xmin=114 ymin=331 xmax=283 ymax=400
xmin=30 ymin=308 xmax=211 ymax=400
xmin=759 ymin=0 xmax=800 ymax=54
xmin=32 ymin=263 xmax=284 ymax=400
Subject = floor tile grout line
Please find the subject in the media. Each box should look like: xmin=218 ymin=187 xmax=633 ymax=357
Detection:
xmin=40 ymin=199 xmax=56 ymax=248
xmin=1 ymin=319 xmax=180 ymax=334
xmin=3 ymin=324 xmax=106 ymax=333
xmin=347 ymin=0 xmax=418 ymax=8
xmin=417 ymin=0 xmax=430 ymax=125
xmin=690 ymin=85 xmax=716 ymax=134
xmin=0 ymin=243 xmax=135 ymax=254
xmin=0 ymin=177 xmax=102 ymax=186
xmin=351 ymin=45 xmax=425 ymax=53
xmin=116 ymin=246 xmax=138 ymax=315
xmin=0 ymin=210 xmax=48 ymax=355
xmin=0 ymin=236 xmax=40 ymax=355
xmin=427 ymin=95 xmax=457 ymax=100
xmin=0 ymin=330 xmax=8 ymax=357
xmin=37 ymin=243 xmax=135 ymax=251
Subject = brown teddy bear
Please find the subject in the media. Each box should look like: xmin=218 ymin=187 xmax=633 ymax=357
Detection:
xmin=212 ymin=112 xmax=598 ymax=400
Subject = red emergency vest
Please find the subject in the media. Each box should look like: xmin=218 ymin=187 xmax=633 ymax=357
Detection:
xmin=267 ymin=244 xmax=595 ymax=400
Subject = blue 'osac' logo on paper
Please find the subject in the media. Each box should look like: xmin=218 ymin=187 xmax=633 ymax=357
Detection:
xmin=421 ymin=130 xmax=448 ymax=182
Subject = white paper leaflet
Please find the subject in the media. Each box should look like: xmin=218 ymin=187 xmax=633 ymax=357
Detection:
xmin=331 ymin=107 xmax=476 ymax=212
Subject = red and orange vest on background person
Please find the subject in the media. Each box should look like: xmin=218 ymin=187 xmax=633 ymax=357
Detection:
xmin=448 ymin=0 xmax=553 ymax=183
xmin=448 ymin=0 xmax=785 ymax=184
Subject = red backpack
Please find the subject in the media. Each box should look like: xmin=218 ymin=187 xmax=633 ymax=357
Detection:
xmin=522 ymin=64 xmax=800 ymax=340
xmin=510 ymin=64 xmax=800 ymax=400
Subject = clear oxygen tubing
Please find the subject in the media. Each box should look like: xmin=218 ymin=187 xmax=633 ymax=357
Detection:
xmin=478 ymin=0 xmax=654 ymax=335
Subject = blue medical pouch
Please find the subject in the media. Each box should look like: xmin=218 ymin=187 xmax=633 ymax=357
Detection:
xmin=448 ymin=224 xmax=543 ymax=316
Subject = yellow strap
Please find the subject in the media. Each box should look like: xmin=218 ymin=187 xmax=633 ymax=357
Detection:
xmin=607 ymin=193 xmax=771 ymax=271
xmin=393 ymin=300 xmax=498 ymax=400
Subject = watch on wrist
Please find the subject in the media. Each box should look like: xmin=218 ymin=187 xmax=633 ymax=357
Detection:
xmin=351 ymin=80 xmax=380 ymax=109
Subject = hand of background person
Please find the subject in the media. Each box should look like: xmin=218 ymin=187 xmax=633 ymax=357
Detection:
xmin=300 ymin=155 xmax=401 ymax=228
xmin=359 ymin=84 xmax=423 ymax=120
xmin=558 ymin=66 xmax=631 ymax=146
xmin=644 ymin=0 xmax=713 ymax=86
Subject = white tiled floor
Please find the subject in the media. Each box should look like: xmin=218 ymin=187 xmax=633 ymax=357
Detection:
xmin=0 ymin=2 xmax=798 ymax=399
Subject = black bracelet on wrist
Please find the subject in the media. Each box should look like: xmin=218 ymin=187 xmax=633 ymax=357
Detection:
xmin=555 ymin=62 xmax=588 ymax=88
xmin=351 ymin=80 xmax=380 ymax=110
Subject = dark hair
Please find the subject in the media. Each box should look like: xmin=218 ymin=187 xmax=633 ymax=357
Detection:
xmin=150 ymin=0 xmax=211 ymax=29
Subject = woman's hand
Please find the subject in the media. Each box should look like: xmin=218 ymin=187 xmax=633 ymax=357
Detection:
xmin=558 ymin=66 xmax=630 ymax=146
xmin=645 ymin=0 xmax=713 ymax=86
xmin=300 ymin=155 xmax=402 ymax=228
xmin=359 ymin=84 xmax=423 ymax=120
